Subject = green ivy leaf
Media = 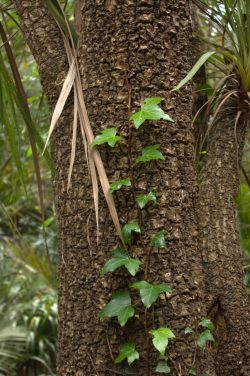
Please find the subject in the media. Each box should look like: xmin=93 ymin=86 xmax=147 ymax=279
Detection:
xmin=130 ymin=97 xmax=173 ymax=129
xmin=151 ymin=230 xmax=166 ymax=249
xmin=99 ymin=291 xmax=135 ymax=327
xmin=115 ymin=342 xmax=139 ymax=365
xmin=149 ymin=328 xmax=175 ymax=355
xmin=136 ymin=192 xmax=156 ymax=209
xmin=92 ymin=128 xmax=122 ymax=147
xmin=184 ymin=327 xmax=194 ymax=334
xmin=110 ymin=179 xmax=131 ymax=193
xmin=136 ymin=144 xmax=164 ymax=164
xmin=199 ymin=318 xmax=214 ymax=331
xmin=156 ymin=359 xmax=171 ymax=373
xmin=101 ymin=248 xmax=141 ymax=276
xmin=122 ymin=221 xmax=141 ymax=245
xmin=197 ymin=330 xmax=215 ymax=348
xmin=131 ymin=281 xmax=171 ymax=308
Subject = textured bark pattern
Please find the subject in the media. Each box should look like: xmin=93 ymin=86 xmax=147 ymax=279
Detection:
xmin=54 ymin=1 xmax=206 ymax=375
xmin=198 ymin=113 xmax=250 ymax=375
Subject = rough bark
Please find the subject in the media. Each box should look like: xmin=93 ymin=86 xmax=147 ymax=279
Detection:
xmin=198 ymin=108 xmax=250 ymax=375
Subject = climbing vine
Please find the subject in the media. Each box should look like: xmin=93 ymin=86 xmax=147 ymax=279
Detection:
xmin=92 ymin=98 xmax=215 ymax=374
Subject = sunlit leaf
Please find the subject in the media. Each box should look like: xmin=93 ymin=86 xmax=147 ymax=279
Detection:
xmin=130 ymin=97 xmax=173 ymax=128
xmin=92 ymin=128 xmax=122 ymax=147
xmin=149 ymin=328 xmax=175 ymax=355
xmin=131 ymin=281 xmax=171 ymax=308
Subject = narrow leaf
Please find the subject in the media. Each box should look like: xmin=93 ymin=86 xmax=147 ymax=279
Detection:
xmin=172 ymin=51 xmax=216 ymax=91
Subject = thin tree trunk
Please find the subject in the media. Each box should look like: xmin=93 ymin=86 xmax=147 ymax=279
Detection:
xmin=198 ymin=110 xmax=250 ymax=375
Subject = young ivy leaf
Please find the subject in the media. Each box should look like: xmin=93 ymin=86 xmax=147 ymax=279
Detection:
xmin=110 ymin=179 xmax=131 ymax=193
xmin=151 ymin=230 xmax=166 ymax=249
xmin=101 ymin=248 xmax=141 ymax=276
xmin=149 ymin=327 xmax=175 ymax=356
xmin=199 ymin=318 xmax=214 ymax=331
xmin=129 ymin=97 xmax=174 ymax=129
xmin=136 ymin=192 xmax=156 ymax=209
xmin=184 ymin=327 xmax=194 ymax=334
xmin=122 ymin=221 xmax=141 ymax=245
xmin=115 ymin=342 xmax=139 ymax=366
xmin=136 ymin=144 xmax=164 ymax=164
xmin=92 ymin=128 xmax=122 ymax=147
xmin=131 ymin=281 xmax=171 ymax=308
xmin=156 ymin=359 xmax=171 ymax=373
xmin=99 ymin=291 xmax=135 ymax=327
xmin=197 ymin=330 xmax=215 ymax=348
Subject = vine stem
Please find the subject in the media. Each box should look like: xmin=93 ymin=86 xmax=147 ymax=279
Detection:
xmin=144 ymin=308 xmax=151 ymax=376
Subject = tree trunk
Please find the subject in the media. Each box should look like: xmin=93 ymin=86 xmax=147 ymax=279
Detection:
xmin=12 ymin=1 xmax=250 ymax=375
xmin=198 ymin=109 xmax=250 ymax=375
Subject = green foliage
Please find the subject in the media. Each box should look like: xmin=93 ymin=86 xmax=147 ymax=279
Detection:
xmin=151 ymin=230 xmax=166 ymax=249
xmin=130 ymin=98 xmax=173 ymax=129
xmin=131 ymin=281 xmax=171 ymax=309
xmin=101 ymin=248 xmax=141 ymax=276
xmin=197 ymin=330 xmax=215 ymax=349
xmin=173 ymin=51 xmax=216 ymax=91
xmin=149 ymin=328 xmax=175 ymax=356
xmin=156 ymin=358 xmax=171 ymax=373
xmin=110 ymin=179 xmax=131 ymax=193
xmin=115 ymin=342 xmax=139 ymax=365
xmin=136 ymin=192 xmax=156 ymax=209
xmin=199 ymin=318 xmax=214 ymax=331
xmin=122 ymin=221 xmax=141 ymax=245
xmin=92 ymin=128 xmax=122 ymax=148
xmin=136 ymin=144 xmax=165 ymax=164
xmin=99 ymin=291 xmax=135 ymax=327
xmin=184 ymin=327 xmax=194 ymax=334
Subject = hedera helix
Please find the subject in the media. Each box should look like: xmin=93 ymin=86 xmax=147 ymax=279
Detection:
xmin=92 ymin=98 xmax=214 ymax=373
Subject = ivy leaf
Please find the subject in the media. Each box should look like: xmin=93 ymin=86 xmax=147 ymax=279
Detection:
xmin=199 ymin=318 xmax=214 ymax=331
xmin=99 ymin=291 xmax=135 ymax=327
xmin=156 ymin=359 xmax=171 ymax=373
xmin=131 ymin=281 xmax=171 ymax=308
xmin=136 ymin=144 xmax=164 ymax=164
xmin=184 ymin=327 xmax=194 ymax=334
xmin=197 ymin=330 xmax=215 ymax=348
xmin=136 ymin=192 xmax=156 ymax=209
xmin=110 ymin=179 xmax=131 ymax=193
xmin=115 ymin=342 xmax=139 ymax=366
xmin=130 ymin=97 xmax=173 ymax=129
xmin=149 ymin=328 xmax=175 ymax=356
xmin=151 ymin=230 xmax=166 ymax=249
xmin=122 ymin=221 xmax=141 ymax=245
xmin=92 ymin=128 xmax=122 ymax=147
xmin=101 ymin=248 xmax=141 ymax=276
